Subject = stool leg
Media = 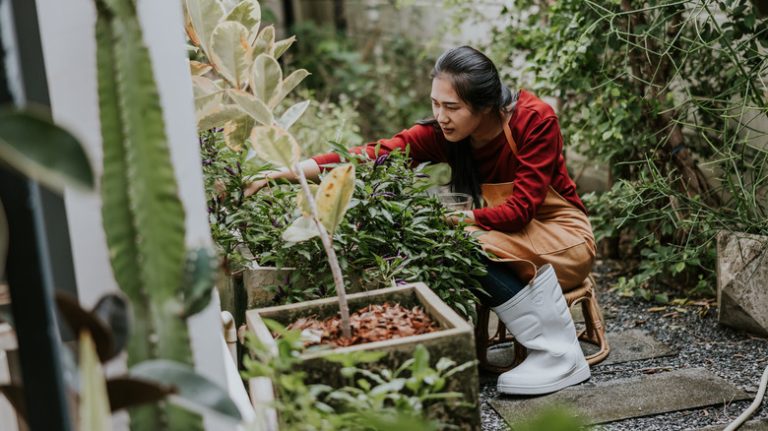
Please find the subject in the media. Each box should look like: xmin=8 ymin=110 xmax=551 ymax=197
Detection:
xmin=474 ymin=304 xmax=492 ymax=369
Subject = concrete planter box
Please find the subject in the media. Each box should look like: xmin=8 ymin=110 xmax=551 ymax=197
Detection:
xmin=716 ymin=230 xmax=768 ymax=336
xmin=246 ymin=282 xmax=481 ymax=430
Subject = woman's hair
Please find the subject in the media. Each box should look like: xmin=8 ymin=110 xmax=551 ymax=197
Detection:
xmin=419 ymin=46 xmax=516 ymax=207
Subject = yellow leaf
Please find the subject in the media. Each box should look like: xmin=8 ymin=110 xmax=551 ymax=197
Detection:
xmin=316 ymin=164 xmax=355 ymax=235
xmin=250 ymin=125 xmax=301 ymax=169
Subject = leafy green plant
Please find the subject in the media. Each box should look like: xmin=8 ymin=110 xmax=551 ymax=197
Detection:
xmin=473 ymin=0 xmax=768 ymax=297
xmin=236 ymin=148 xmax=486 ymax=320
xmin=286 ymin=20 xmax=434 ymax=139
xmin=242 ymin=319 xmax=473 ymax=430
xmin=185 ymin=0 xmax=359 ymax=337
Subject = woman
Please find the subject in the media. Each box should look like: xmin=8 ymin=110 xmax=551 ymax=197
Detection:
xmin=247 ymin=46 xmax=596 ymax=395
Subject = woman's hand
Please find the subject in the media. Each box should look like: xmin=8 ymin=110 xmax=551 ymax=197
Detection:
xmin=243 ymin=177 xmax=270 ymax=197
xmin=446 ymin=210 xmax=475 ymax=226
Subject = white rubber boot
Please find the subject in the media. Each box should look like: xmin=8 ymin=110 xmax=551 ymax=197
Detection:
xmin=492 ymin=264 xmax=590 ymax=395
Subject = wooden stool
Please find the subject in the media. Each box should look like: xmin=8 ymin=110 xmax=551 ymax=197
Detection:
xmin=474 ymin=274 xmax=610 ymax=373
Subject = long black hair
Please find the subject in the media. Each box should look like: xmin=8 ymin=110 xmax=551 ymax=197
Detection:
xmin=418 ymin=46 xmax=516 ymax=207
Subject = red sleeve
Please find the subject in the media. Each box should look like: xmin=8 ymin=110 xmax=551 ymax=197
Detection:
xmin=311 ymin=124 xmax=446 ymax=169
xmin=472 ymin=116 xmax=560 ymax=232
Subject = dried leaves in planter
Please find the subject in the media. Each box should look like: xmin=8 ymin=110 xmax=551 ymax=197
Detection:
xmin=285 ymin=302 xmax=438 ymax=347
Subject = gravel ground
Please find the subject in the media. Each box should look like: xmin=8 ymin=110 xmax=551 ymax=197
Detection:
xmin=478 ymin=259 xmax=768 ymax=430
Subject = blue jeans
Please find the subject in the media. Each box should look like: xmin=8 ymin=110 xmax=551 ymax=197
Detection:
xmin=473 ymin=259 xmax=526 ymax=307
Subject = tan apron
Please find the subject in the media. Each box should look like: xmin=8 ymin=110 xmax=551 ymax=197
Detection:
xmin=467 ymin=123 xmax=596 ymax=291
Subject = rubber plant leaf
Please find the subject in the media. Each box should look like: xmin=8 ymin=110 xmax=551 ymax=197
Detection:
xmin=223 ymin=116 xmax=254 ymax=152
xmin=227 ymin=89 xmax=273 ymax=125
xmin=197 ymin=104 xmax=246 ymax=131
xmin=276 ymin=100 xmax=310 ymax=130
xmin=224 ymin=0 xmax=261 ymax=44
xmin=268 ymin=69 xmax=310 ymax=109
xmin=250 ymin=53 xmax=281 ymax=103
xmin=281 ymin=216 xmax=319 ymax=243
xmin=316 ymin=164 xmax=355 ymax=235
xmin=130 ymin=360 xmax=243 ymax=422
xmin=184 ymin=0 xmax=225 ymax=56
xmin=189 ymin=60 xmax=212 ymax=76
xmin=272 ymin=36 xmax=296 ymax=60
xmin=0 ymin=109 xmax=93 ymax=192
xmin=210 ymin=21 xmax=252 ymax=89
xmin=251 ymin=25 xmax=274 ymax=58
xmin=79 ymin=331 xmax=112 ymax=431
xmin=250 ymin=125 xmax=300 ymax=169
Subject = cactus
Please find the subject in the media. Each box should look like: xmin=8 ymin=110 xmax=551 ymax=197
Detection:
xmin=94 ymin=0 xmax=207 ymax=429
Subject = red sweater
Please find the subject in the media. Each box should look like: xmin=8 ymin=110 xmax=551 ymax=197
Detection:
xmin=312 ymin=90 xmax=587 ymax=233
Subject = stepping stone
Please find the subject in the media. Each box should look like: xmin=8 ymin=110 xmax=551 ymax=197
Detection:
xmin=593 ymin=329 xmax=676 ymax=366
xmin=483 ymin=329 xmax=675 ymax=369
xmin=696 ymin=420 xmax=768 ymax=431
xmin=490 ymin=368 xmax=751 ymax=426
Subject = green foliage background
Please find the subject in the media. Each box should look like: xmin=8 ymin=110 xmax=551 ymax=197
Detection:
xmin=461 ymin=0 xmax=768 ymax=298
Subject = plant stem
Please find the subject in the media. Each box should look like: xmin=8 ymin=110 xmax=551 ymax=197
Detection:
xmin=293 ymin=163 xmax=352 ymax=338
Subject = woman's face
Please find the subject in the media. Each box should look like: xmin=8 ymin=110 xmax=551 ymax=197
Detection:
xmin=431 ymin=75 xmax=483 ymax=142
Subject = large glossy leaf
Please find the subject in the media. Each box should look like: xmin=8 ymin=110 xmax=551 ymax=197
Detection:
xmin=55 ymin=292 xmax=114 ymax=363
xmin=130 ymin=360 xmax=242 ymax=422
xmin=316 ymin=164 xmax=356 ymax=235
xmin=268 ymin=69 xmax=310 ymax=109
xmin=276 ymin=100 xmax=309 ymax=130
xmin=191 ymin=76 xmax=219 ymax=98
xmin=79 ymin=331 xmax=112 ymax=431
xmin=0 ymin=109 xmax=93 ymax=192
xmin=184 ymin=0 xmax=225 ymax=56
xmin=106 ymin=377 xmax=172 ymax=412
xmin=222 ymin=116 xmax=253 ymax=152
xmin=250 ymin=53 xmax=281 ymax=103
xmin=209 ymin=21 xmax=252 ymax=88
xmin=189 ymin=60 xmax=212 ymax=76
xmin=250 ymin=125 xmax=300 ymax=169
xmin=92 ymin=294 xmax=129 ymax=359
xmin=251 ymin=25 xmax=274 ymax=57
xmin=227 ymin=89 xmax=272 ymax=125
xmin=282 ymin=216 xmax=319 ymax=243
xmin=197 ymin=103 xmax=246 ymax=131
xmin=272 ymin=36 xmax=296 ymax=60
xmin=225 ymin=0 xmax=261 ymax=43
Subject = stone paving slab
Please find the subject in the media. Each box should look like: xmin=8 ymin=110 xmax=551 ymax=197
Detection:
xmin=484 ymin=329 xmax=676 ymax=369
xmin=490 ymin=368 xmax=750 ymax=426
xmin=695 ymin=419 xmax=768 ymax=430
xmin=596 ymin=329 xmax=677 ymax=366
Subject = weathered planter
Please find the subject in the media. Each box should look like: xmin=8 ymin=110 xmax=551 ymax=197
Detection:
xmin=246 ymin=282 xmax=481 ymax=430
xmin=716 ymin=230 xmax=768 ymax=336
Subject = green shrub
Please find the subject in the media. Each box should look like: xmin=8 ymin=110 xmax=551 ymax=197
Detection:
xmin=216 ymin=146 xmax=486 ymax=320
xmin=471 ymin=0 xmax=768 ymax=297
xmin=285 ymin=21 xmax=434 ymax=139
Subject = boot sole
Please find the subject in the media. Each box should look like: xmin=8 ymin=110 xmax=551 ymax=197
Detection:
xmin=497 ymin=363 xmax=591 ymax=395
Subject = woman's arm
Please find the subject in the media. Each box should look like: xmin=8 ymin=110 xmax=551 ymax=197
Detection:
xmin=244 ymin=158 xmax=321 ymax=196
